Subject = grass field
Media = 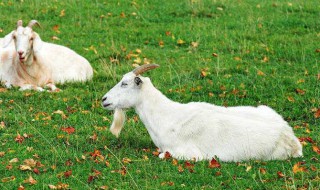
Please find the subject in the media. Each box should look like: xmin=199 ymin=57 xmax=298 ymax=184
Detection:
xmin=0 ymin=0 xmax=319 ymax=189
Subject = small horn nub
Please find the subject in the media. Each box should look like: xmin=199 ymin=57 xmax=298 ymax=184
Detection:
xmin=27 ymin=20 xmax=41 ymax=29
xmin=17 ymin=20 xmax=23 ymax=27
xmin=132 ymin=63 xmax=160 ymax=76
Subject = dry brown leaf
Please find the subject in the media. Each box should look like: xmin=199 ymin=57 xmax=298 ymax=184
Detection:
xmin=19 ymin=165 xmax=32 ymax=171
xmin=0 ymin=151 xmax=5 ymax=157
xmin=48 ymin=184 xmax=57 ymax=189
xmin=257 ymin=70 xmax=265 ymax=76
xmin=1 ymin=176 xmax=15 ymax=183
xmin=287 ymin=96 xmax=295 ymax=102
xmin=259 ymin=168 xmax=267 ymax=174
xmin=314 ymin=108 xmax=320 ymax=119
xmin=9 ymin=158 xmax=19 ymax=163
xmin=24 ymin=158 xmax=37 ymax=167
xmin=15 ymin=133 xmax=25 ymax=143
xmin=209 ymin=158 xmax=221 ymax=168
xmin=23 ymin=175 xmax=37 ymax=185
xmin=122 ymin=158 xmax=132 ymax=164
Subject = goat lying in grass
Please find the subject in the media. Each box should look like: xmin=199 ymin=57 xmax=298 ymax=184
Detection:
xmin=1 ymin=20 xmax=93 ymax=91
xmin=101 ymin=64 xmax=303 ymax=162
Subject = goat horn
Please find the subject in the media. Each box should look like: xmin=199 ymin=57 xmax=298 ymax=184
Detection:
xmin=27 ymin=20 xmax=41 ymax=29
xmin=17 ymin=20 xmax=23 ymax=27
xmin=133 ymin=63 xmax=160 ymax=75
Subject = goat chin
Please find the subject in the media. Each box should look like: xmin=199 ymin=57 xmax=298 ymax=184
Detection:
xmin=110 ymin=108 xmax=126 ymax=138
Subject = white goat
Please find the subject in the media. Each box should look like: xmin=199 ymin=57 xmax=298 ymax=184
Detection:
xmin=1 ymin=20 xmax=93 ymax=91
xmin=102 ymin=64 xmax=303 ymax=162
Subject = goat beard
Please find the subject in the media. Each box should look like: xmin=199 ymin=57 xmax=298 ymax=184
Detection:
xmin=110 ymin=108 xmax=126 ymax=138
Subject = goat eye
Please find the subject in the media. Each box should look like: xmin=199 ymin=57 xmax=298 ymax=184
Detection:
xmin=121 ymin=82 xmax=128 ymax=87
xmin=30 ymin=37 xmax=34 ymax=41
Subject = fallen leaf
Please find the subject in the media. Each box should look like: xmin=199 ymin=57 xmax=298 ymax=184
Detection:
xmin=48 ymin=184 xmax=57 ymax=189
xmin=152 ymin=151 xmax=160 ymax=157
xmin=209 ymin=158 xmax=221 ymax=168
xmin=172 ymin=159 xmax=178 ymax=166
xmin=246 ymin=165 xmax=252 ymax=172
xmin=59 ymin=9 xmax=65 ymax=17
xmin=52 ymin=25 xmax=60 ymax=33
xmin=164 ymin=151 xmax=171 ymax=159
xmin=23 ymin=175 xmax=37 ymax=185
xmin=19 ymin=165 xmax=32 ymax=171
xmin=257 ymin=70 xmax=265 ymax=76
xmin=9 ymin=158 xmax=19 ymax=163
xmin=298 ymin=137 xmax=314 ymax=143
xmin=18 ymin=185 xmax=25 ymax=190
xmin=287 ymin=96 xmax=295 ymax=102
xmin=51 ymin=36 xmax=60 ymax=40
xmin=277 ymin=171 xmax=285 ymax=178
xmin=15 ymin=133 xmax=25 ymax=143
xmin=212 ymin=53 xmax=218 ymax=57
xmin=312 ymin=145 xmax=320 ymax=154
xmin=259 ymin=168 xmax=267 ymax=174
xmin=64 ymin=170 xmax=72 ymax=178
xmin=53 ymin=110 xmax=67 ymax=119
xmin=33 ymin=168 xmax=40 ymax=175
xmin=296 ymin=89 xmax=305 ymax=95
xmin=178 ymin=165 xmax=184 ymax=173
xmin=0 ymin=152 xmax=5 ymax=157
xmin=122 ymin=157 xmax=132 ymax=164
xmin=314 ymin=108 xmax=320 ymax=119
xmin=24 ymin=158 xmax=37 ymax=167
xmin=177 ymin=39 xmax=185 ymax=45
xmin=1 ymin=176 xmax=15 ymax=183
xmin=61 ymin=127 xmax=75 ymax=134
xmin=293 ymin=162 xmax=308 ymax=174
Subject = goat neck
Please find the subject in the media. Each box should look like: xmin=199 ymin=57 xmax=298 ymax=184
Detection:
xmin=134 ymin=81 xmax=183 ymax=146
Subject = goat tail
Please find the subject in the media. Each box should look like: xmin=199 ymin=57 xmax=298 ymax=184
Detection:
xmin=110 ymin=108 xmax=126 ymax=138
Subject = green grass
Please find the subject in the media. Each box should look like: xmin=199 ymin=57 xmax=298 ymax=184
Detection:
xmin=0 ymin=0 xmax=319 ymax=189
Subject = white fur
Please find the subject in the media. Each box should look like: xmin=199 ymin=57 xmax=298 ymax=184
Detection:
xmin=0 ymin=20 xmax=93 ymax=91
xmin=102 ymin=71 xmax=303 ymax=162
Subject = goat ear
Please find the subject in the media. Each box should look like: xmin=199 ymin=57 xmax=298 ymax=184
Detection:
xmin=3 ymin=31 xmax=14 ymax=48
xmin=32 ymin=32 xmax=43 ymax=52
xmin=134 ymin=77 xmax=143 ymax=87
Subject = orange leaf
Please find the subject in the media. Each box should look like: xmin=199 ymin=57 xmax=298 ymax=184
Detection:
xmin=314 ymin=109 xmax=320 ymax=119
xmin=257 ymin=70 xmax=265 ymax=76
xmin=209 ymin=158 xmax=221 ymax=168
xmin=259 ymin=168 xmax=267 ymax=174
xmin=277 ymin=171 xmax=285 ymax=178
xmin=312 ymin=145 xmax=320 ymax=154
xmin=61 ymin=127 xmax=75 ymax=134
xmin=295 ymin=89 xmax=305 ymax=95
xmin=293 ymin=162 xmax=308 ymax=174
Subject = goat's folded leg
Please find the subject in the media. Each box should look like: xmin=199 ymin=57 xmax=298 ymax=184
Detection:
xmin=45 ymin=83 xmax=60 ymax=92
xmin=19 ymin=84 xmax=44 ymax=91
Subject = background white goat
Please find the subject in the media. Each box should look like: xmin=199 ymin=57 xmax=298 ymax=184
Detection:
xmin=1 ymin=20 xmax=93 ymax=91
xmin=102 ymin=64 xmax=303 ymax=162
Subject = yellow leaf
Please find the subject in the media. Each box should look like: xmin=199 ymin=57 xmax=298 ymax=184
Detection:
xmin=287 ymin=96 xmax=295 ymax=102
xmin=177 ymin=39 xmax=185 ymax=45
xmin=293 ymin=162 xmax=308 ymax=174
xmin=59 ymin=9 xmax=65 ymax=17
xmin=257 ymin=70 xmax=265 ymax=76
xmin=9 ymin=158 xmax=19 ymax=163
xmin=19 ymin=165 xmax=32 ymax=171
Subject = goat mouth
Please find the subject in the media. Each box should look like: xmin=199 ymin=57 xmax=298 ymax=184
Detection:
xmin=102 ymin=103 xmax=112 ymax=108
xmin=19 ymin=57 xmax=25 ymax=62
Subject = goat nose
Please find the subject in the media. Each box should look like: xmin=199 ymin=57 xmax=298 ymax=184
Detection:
xmin=102 ymin=96 xmax=107 ymax=102
xmin=18 ymin=51 xmax=24 ymax=55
